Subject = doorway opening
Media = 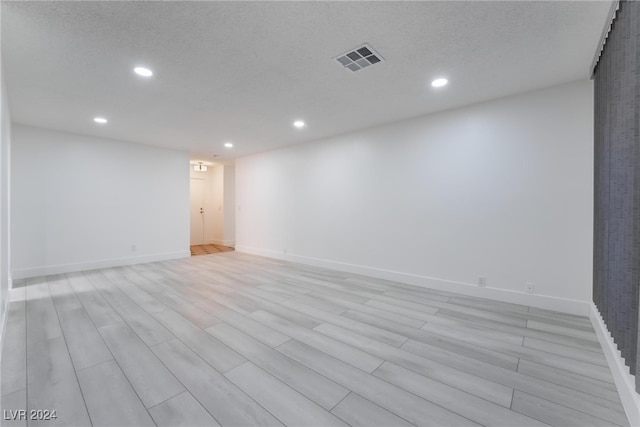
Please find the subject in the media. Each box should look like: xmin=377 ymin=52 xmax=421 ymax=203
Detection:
xmin=189 ymin=162 xmax=236 ymax=255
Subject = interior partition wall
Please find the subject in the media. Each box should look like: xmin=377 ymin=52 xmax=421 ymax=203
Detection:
xmin=593 ymin=0 xmax=640 ymax=391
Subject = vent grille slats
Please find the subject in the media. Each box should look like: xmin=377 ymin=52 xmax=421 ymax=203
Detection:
xmin=334 ymin=43 xmax=383 ymax=72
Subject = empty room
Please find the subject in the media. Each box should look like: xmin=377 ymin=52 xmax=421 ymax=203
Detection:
xmin=0 ymin=1 xmax=638 ymax=426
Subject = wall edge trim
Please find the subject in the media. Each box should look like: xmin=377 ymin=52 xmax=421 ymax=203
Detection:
xmin=590 ymin=302 xmax=640 ymax=427
xmin=235 ymin=245 xmax=590 ymax=316
xmin=11 ymin=250 xmax=190 ymax=279
xmin=0 ymin=279 xmax=9 ymax=375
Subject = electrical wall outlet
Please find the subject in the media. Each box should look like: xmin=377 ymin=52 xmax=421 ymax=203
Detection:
xmin=131 ymin=245 xmax=137 ymax=252
xmin=526 ymin=282 xmax=534 ymax=294
xmin=477 ymin=276 xmax=486 ymax=287
xmin=283 ymin=248 xmax=287 ymax=254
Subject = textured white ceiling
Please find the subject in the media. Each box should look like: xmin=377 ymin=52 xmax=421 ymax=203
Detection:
xmin=2 ymin=1 xmax=611 ymax=161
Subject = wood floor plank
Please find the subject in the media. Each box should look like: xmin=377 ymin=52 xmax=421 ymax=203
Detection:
xmin=197 ymin=298 xmax=290 ymax=347
xmin=281 ymin=299 xmax=408 ymax=347
xmin=366 ymin=299 xmax=526 ymax=345
xmin=152 ymin=309 xmax=246 ymax=373
xmin=299 ymin=292 xmax=426 ymax=327
xmin=314 ymin=322 xmax=514 ymax=408
xmin=257 ymin=283 xmax=311 ymax=298
xmin=420 ymin=302 xmax=528 ymax=328
xmin=87 ymin=273 xmax=175 ymax=347
xmin=285 ymin=278 xmax=372 ymax=304
xmin=435 ymin=306 xmax=529 ymax=331
xmin=343 ymin=276 xmax=416 ymax=293
xmin=528 ymin=307 xmax=592 ymax=324
xmin=6 ymin=296 xmax=25 ymax=325
xmin=523 ymin=337 xmax=608 ymax=367
xmin=25 ymin=278 xmax=63 ymax=345
xmin=122 ymin=266 xmax=196 ymax=298
xmin=516 ymin=359 xmax=620 ymax=402
xmin=330 ymin=393 xmax=415 ymax=427
xmin=47 ymin=274 xmax=83 ymax=313
xmin=286 ymin=293 xmax=349 ymax=315
xmin=343 ymin=308 xmax=520 ymax=370
xmin=0 ymin=389 xmax=26 ymax=427
xmin=374 ymin=361 xmax=548 ymax=427
xmin=250 ymin=310 xmax=384 ymax=373
xmin=77 ymin=360 xmax=155 ymax=427
xmin=372 ymin=292 xmax=448 ymax=314
xmin=277 ymin=339 xmax=481 ymax=427
xmin=197 ymin=285 xmax=262 ymax=315
xmin=520 ymin=312 xmax=595 ymax=332
xmin=349 ymin=277 xmax=453 ymax=298
xmin=148 ymin=391 xmax=221 ymax=427
xmin=58 ymin=307 xmax=113 ymax=371
xmin=414 ymin=321 xmax=612 ymax=383
xmin=526 ymin=320 xmax=599 ymax=342
xmin=446 ymin=295 xmax=530 ymax=313
xmin=151 ymin=339 xmax=284 ymax=427
xmin=225 ymin=361 xmax=349 ymax=426
xmin=27 ymin=337 xmax=91 ymax=426
xmin=391 ymin=291 xmax=592 ymax=335
xmin=98 ymin=322 xmax=185 ymax=408
xmin=403 ymin=339 xmax=628 ymax=425
xmin=232 ymin=290 xmax=323 ymax=329
xmin=11 ymin=252 xmax=628 ymax=427
xmin=511 ymin=390 xmax=626 ymax=427
xmin=434 ymin=307 xmax=602 ymax=352
xmin=1 ymin=317 xmax=26 ymax=396
xmin=153 ymin=291 xmax=221 ymax=329
xmin=208 ymin=276 xmax=289 ymax=304
xmin=209 ymin=322 xmax=349 ymax=411
xmin=100 ymin=270 xmax=168 ymax=314
xmin=66 ymin=272 xmax=123 ymax=328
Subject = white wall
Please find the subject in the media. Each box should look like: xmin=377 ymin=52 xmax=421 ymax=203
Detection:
xmin=223 ymin=165 xmax=236 ymax=246
xmin=11 ymin=124 xmax=190 ymax=278
xmin=236 ymin=80 xmax=594 ymax=312
xmin=0 ymin=67 xmax=12 ymax=346
xmin=211 ymin=165 xmax=225 ymax=244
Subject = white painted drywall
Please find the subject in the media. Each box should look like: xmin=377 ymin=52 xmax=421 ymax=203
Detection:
xmin=0 ymin=67 xmax=12 ymax=345
xmin=236 ymin=80 xmax=593 ymax=305
xmin=211 ymin=165 xmax=225 ymax=244
xmin=223 ymin=165 xmax=236 ymax=246
xmin=11 ymin=124 xmax=190 ymax=278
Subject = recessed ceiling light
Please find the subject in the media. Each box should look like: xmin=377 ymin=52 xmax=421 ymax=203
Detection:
xmin=134 ymin=66 xmax=153 ymax=77
xmin=293 ymin=120 xmax=305 ymax=128
xmin=93 ymin=117 xmax=108 ymax=124
xmin=431 ymin=78 xmax=448 ymax=88
xmin=224 ymin=142 xmax=233 ymax=148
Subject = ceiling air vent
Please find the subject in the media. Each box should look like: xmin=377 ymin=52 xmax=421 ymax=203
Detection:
xmin=334 ymin=43 xmax=383 ymax=72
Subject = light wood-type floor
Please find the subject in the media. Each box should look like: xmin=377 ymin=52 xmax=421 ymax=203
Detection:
xmin=190 ymin=244 xmax=235 ymax=257
xmin=0 ymin=252 xmax=629 ymax=427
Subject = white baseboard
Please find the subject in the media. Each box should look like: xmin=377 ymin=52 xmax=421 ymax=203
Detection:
xmin=235 ymin=245 xmax=590 ymax=316
xmin=11 ymin=250 xmax=190 ymax=279
xmin=223 ymin=240 xmax=236 ymax=247
xmin=590 ymin=303 xmax=639 ymax=427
